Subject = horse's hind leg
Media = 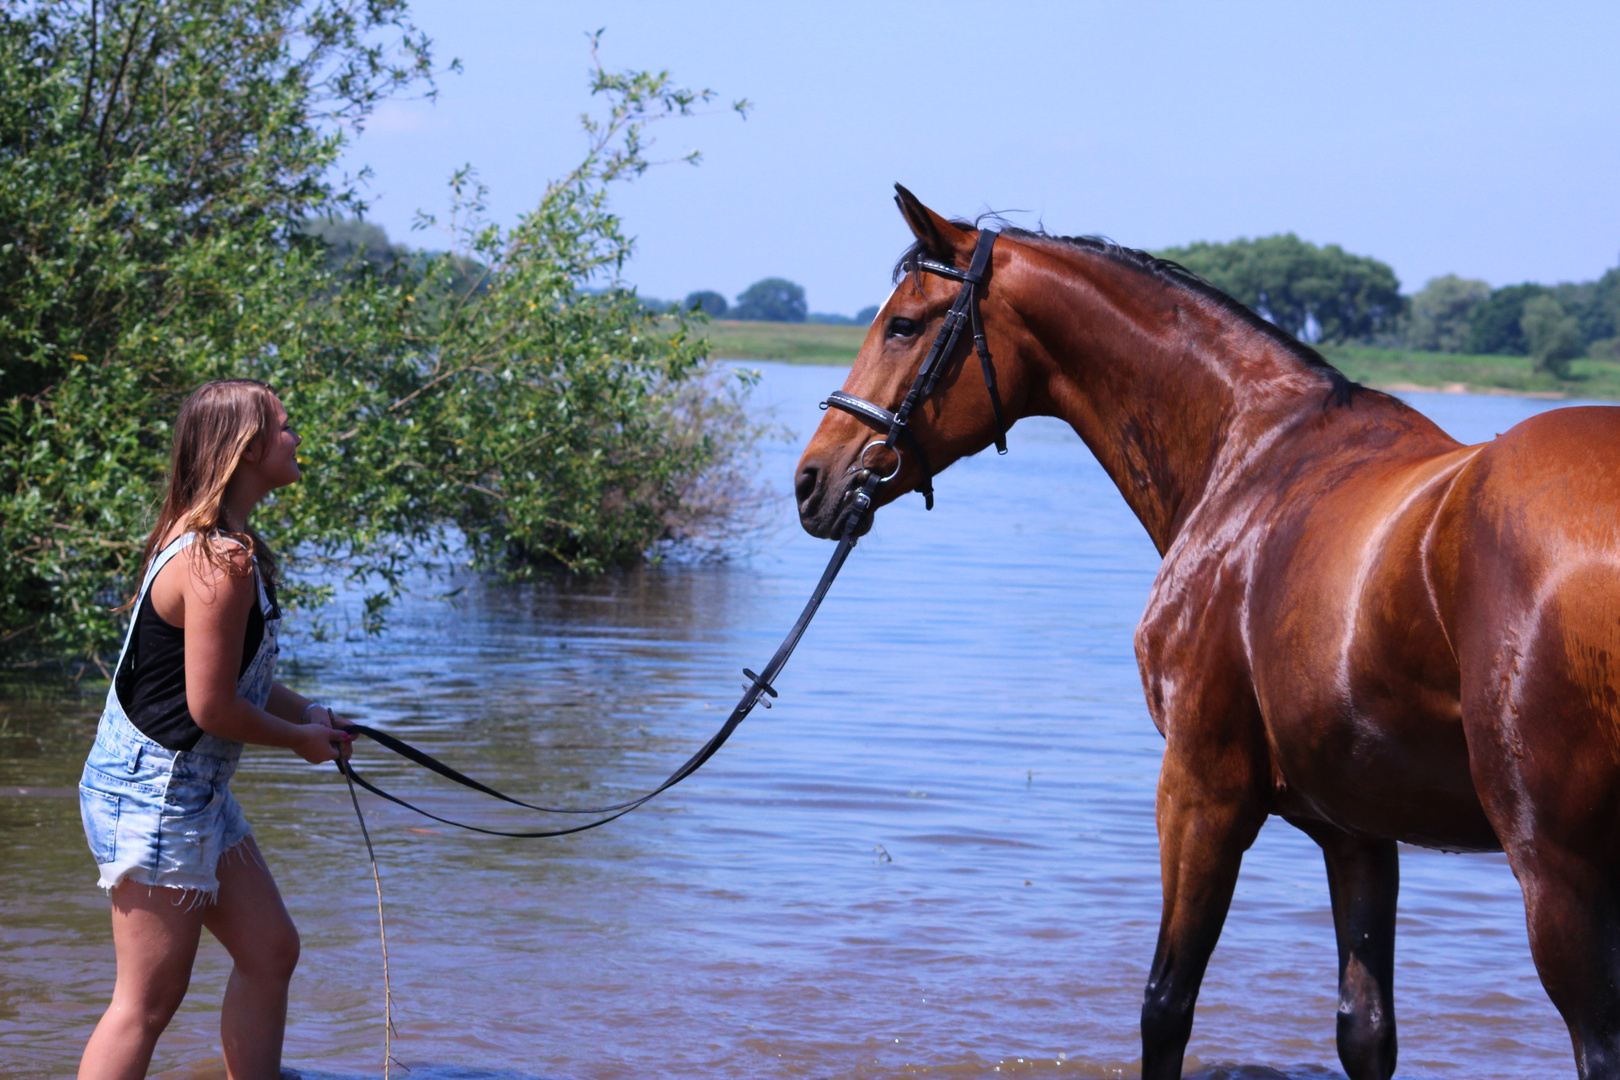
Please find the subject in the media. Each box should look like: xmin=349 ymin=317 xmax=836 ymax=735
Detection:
xmin=1297 ymin=824 xmax=1399 ymax=1080
xmin=1505 ymin=837 xmax=1620 ymax=1078
xmin=1459 ymin=587 xmax=1620 ymax=1077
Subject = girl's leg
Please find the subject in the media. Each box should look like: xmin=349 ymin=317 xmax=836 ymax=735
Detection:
xmin=202 ymin=838 xmax=300 ymax=1080
xmin=78 ymin=882 xmax=206 ymax=1080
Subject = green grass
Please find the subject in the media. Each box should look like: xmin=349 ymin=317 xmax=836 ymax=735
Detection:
xmin=681 ymin=319 xmax=1620 ymax=400
xmin=686 ymin=319 xmax=867 ymax=363
xmin=1321 ymin=346 xmax=1620 ymax=400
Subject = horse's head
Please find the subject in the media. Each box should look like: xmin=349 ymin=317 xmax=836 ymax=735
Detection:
xmin=795 ymin=186 xmax=1027 ymax=539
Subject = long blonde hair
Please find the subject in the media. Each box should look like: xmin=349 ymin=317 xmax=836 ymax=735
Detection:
xmin=126 ymin=379 xmax=283 ymax=606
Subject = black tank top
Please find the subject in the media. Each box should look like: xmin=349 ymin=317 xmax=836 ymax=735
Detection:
xmin=114 ymin=571 xmax=278 ymax=752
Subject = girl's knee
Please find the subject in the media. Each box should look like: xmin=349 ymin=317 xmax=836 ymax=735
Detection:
xmin=113 ymin=974 xmax=190 ymax=1035
xmin=236 ymin=922 xmax=299 ymax=983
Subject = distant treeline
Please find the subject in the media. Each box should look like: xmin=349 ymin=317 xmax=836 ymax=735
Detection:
xmin=668 ymin=280 xmax=877 ymax=326
xmin=322 ymin=219 xmax=1620 ymax=379
xmin=674 ymin=233 xmax=1620 ymax=380
xmin=1155 ymin=234 xmax=1619 ymax=378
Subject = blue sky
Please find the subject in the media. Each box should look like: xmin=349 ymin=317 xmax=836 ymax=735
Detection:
xmin=336 ymin=1 xmax=1620 ymax=316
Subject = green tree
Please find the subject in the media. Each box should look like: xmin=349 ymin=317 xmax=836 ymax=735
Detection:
xmin=1 ymin=7 xmax=757 ymax=671
xmin=732 ymin=277 xmax=807 ymax=322
xmin=683 ymin=289 xmax=728 ymax=316
xmin=1520 ymin=294 xmax=1584 ymax=377
xmin=1464 ymin=283 xmax=1548 ymax=355
xmin=1407 ymin=275 xmax=1491 ymax=353
xmin=300 ymin=218 xmax=409 ymax=275
xmin=1157 ymin=234 xmax=1403 ymax=343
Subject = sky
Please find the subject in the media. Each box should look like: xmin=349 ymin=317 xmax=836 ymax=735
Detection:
xmin=335 ymin=1 xmax=1620 ymax=317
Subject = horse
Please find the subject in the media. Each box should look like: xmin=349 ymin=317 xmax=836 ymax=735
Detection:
xmin=794 ymin=185 xmax=1620 ymax=1080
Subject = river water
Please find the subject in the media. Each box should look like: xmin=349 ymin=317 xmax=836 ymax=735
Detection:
xmin=1 ymin=363 xmax=1608 ymax=1079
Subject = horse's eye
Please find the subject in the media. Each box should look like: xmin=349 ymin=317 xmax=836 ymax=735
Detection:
xmin=887 ymin=316 xmax=920 ymax=338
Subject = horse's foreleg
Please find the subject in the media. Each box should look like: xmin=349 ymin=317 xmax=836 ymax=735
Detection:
xmin=1299 ymin=825 xmax=1399 ymax=1080
xmin=1140 ymin=747 xmax=1266 ymax=1080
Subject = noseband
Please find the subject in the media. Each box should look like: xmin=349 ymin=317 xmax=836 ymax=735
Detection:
xmin=821 ymin=228 xmax=1008 ymax=512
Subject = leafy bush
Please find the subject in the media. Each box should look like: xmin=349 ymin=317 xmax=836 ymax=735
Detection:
xmin=0 ymin=4 xmax=758 ymax=672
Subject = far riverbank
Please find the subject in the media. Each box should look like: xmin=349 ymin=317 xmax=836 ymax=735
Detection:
xmin=687 ymin=319 xmax=1620 ymax=400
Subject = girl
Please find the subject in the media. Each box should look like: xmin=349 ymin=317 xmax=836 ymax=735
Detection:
xmin=78 ymin=379 xmax=351 ymax=1080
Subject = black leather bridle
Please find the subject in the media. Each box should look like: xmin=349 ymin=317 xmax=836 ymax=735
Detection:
xmin=337 ymin=230 xmax=1010 ymax=837
xmin=821 ymin=227 xmax=1007 ymax=512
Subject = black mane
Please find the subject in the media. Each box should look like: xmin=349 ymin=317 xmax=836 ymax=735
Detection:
xmin=895 ymin=221 xmax=1359 ymax=408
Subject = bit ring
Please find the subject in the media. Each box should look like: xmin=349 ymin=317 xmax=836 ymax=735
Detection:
xmin=860 ymin=439 xmax=903 ymax=483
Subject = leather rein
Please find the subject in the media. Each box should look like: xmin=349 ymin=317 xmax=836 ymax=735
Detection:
xmin=337 ymin=229 xmax=1006 ymax=837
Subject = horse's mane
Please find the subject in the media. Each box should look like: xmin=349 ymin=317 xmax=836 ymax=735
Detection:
xmin=895 ymin=221 xmax=1359 ymax=408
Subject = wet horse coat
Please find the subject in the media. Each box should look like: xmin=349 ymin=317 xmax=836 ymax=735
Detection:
xmin=795 ymin=188 xmax=1620 ymax=1080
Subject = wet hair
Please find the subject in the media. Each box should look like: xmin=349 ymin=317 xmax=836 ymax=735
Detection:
xmin=124 ymin=379 xmax=282 ymax=607
xmin=895 ymin=221 xmax=1358 ymax=408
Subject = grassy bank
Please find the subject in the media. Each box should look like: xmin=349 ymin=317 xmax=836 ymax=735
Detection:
xmin=689 ymin=319 xmax=1620 ymax=400
xmin=690 ymin=319 xmax=868 ymax=363
xmin=1318 ymin=346 xmax=1620 ymax=400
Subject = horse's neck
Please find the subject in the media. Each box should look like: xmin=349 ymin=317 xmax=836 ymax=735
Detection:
xmin=1013 ymin=249 xmax=1329 ymax=554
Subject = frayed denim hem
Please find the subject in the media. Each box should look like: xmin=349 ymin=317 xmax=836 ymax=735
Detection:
xmin=96 ymin=834 xmax=261 ymax=909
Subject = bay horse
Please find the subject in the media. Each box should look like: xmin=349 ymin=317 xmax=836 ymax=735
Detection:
xmin=795 ymin=186 xmax=1620 ymax=1080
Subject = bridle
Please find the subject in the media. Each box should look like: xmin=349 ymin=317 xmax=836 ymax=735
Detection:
xmin=336 ymin=229 xmax=1010 ymax=836
xmin=821 ymin=227 xmax=1007 ymax=513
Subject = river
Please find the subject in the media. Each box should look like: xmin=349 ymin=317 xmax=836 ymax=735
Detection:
xmin=1 ymin=362 xmax=1608 ymax=1079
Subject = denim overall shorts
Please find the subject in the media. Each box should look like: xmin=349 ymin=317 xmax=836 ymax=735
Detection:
xmin=79 ymin=533 xmax=280 ymax=900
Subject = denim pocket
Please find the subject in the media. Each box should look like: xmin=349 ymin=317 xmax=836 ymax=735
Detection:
xmin=82 ymin=762 xmax=164 ymax=799
xmin=79 ymin=786 xmax=121 ymax=864
xmin=162 ymin=774 xmax=216 ymax=818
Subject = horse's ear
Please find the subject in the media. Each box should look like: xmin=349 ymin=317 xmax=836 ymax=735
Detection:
xmin=894 ymin=183 xmax=971 ymax=260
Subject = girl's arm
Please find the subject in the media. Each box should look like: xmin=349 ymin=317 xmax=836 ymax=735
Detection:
xmin=265 ymin=683 xmax=348 ymax=728
xmin=179 ymin=545 xmax=350 ymax=764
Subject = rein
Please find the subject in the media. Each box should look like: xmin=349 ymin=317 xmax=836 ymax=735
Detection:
xmin=336 ymin=229 xmax=1003 ymax=837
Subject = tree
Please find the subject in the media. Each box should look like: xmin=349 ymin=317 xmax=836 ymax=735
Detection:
xmin=1157 ymin=234 xmax=1403 ymax=343
xmin=0 ymin=8 xmax=757 ymax=670
xmin=1407 ymin=275 xmax=1491 ymax=353
xmin=1520 ymin=295 xmax=1584 ymax=377
xmin=855 ymin=304 xmax=880 ymax=324
xmin=684 ymin=289 xmax=728 ymax=316
xmin=1464 ymin=284 xmax=1548 ymax=355
xmin=732 ymin=277 xmax=807 ymax=322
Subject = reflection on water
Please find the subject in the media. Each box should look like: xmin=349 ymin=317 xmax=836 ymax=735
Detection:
xmin=1 ymin=366 xmax=1606 ymax=1079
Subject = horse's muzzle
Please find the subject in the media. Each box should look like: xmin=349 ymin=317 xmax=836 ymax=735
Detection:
xmin=796 ymin=460 xmax=874 ymax=540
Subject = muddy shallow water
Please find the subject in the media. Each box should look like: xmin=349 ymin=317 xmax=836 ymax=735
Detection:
xmin=1 ymin=364 xmax=1605 ymax=1079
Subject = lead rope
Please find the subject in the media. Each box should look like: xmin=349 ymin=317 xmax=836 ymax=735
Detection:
xmin=332 ymin=233 xmax=1003 ymax=836
xmin=342 ymin=760 xmax=405 ymax=1077
xmin=330 ymin=232 xmax=1000 ymax=1071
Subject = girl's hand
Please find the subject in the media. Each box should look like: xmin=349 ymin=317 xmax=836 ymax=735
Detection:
xmin=294 ymin=721 xmax=352 ymax=765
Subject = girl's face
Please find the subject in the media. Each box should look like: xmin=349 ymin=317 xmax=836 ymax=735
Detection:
xmin=246 ymin=397 xmax=302 ymax=489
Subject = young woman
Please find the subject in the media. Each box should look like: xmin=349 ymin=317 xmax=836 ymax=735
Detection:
xmin=78 ymin=379 xmax=351 ymax=1080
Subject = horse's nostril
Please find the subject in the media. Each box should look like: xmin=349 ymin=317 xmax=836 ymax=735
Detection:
xmin=795 ymin=464 xmax=820 ymax=510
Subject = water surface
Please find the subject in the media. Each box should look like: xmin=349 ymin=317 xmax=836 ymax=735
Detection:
xmin=1 ymin=365 xmax=1605 ymax=1079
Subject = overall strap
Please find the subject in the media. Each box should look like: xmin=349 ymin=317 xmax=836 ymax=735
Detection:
xmin=215 ymin=534 xmax=273 ymax=618
xmin=112 ymin=533 xmax=196 ymax=675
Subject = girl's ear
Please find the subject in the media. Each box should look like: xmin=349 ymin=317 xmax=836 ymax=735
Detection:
xmin=241 ymin=434 xmax=264 ymax=465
